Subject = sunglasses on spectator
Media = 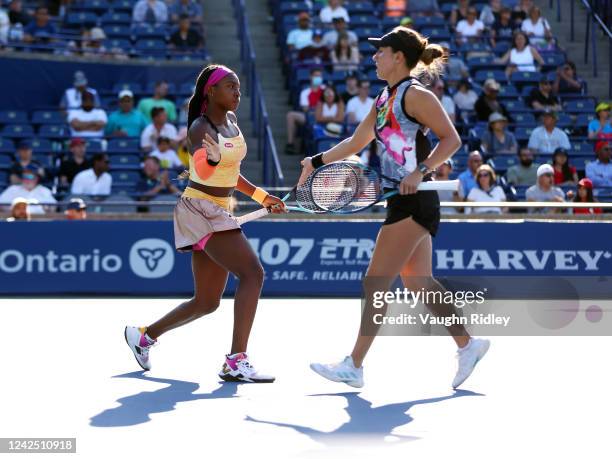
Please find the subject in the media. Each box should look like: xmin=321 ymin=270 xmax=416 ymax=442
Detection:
xmin=478 ymin=173 xmax=490 ymax=177
xmin=541 ymin=173 xmax=553 ymax=177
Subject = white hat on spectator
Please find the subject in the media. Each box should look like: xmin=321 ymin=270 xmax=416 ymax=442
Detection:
xmin=483 ymin=78 xmax=500 ymax=91
xmin=11 ymin=197 xmax=29 ymax=209
xmin=118 ymin=89 xmax=134 ymax=99
xmin=90 ymin=27 xmax=106 ymax=41
xmin=537 ymin=164 xmax=554 ymax=177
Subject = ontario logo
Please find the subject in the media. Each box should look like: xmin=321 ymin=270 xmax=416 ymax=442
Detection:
xmin=129 ymin=239 xmax=174 ymax=278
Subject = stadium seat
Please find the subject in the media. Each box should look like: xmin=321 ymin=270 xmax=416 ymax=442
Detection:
xmin=133 ymin=24 xmax=168 ymax=40
xmin=31 ymin=110 xmax=66 ymax=125
xmin=346 ymin=1 xmax=375 ymax=14
xmin=511 ymin=112 xmax=536 ymax=126
xmin=74 ymin=0 xmax=108 ymax=13
xmin=83 ymin=140 xmax=104 ymax=153
xmin=30 ymin=138 xmax=53 ymax=153
xmin=510 ymin=71 xmax=541 ymax=87
xmin=279 ymin=2 xmax=310 ymax=15
xmin=134 ymin=39 xmax=167 ymax=56
xmin=0 ymin=154 xmax=12 ymax=168
xmin=107 ymin=138 xmax=140 ymax=153
xmin=497 ymin=85 xmax=518 ymax=98
xmin=541 ymin=53 xmax=565 ymax=70
xmin=100 ymin=12 xmax=131 ymax=25
xmin=0 ymin=110 xmax=28 ymax=125
xmin=564 ymin=99 xmax=596 ymax=114
xmin=474 ymin=69 xmax=506 ymax=84
xmin=413 ymin=16 xmax=446 ymax=27
xmin=1 ymin=124 xmax=34 ymax=139
xmin=350 ymin=15 xmax=382 ymax=28
xmin=504 ymin=100 xmax=529 ymax=113
xmin=569 ymin=141 xmax=594 ymax=155
xmin=32 ymin=153 xmax=55 ymax=169
xmin=103 ymin=25 xmax=132 ymax=39
xmin=0 ymin=138 xmax=14 ymax=153
xmin=111 ymin=0 xmax=136 ymax=13
xmin=0 ymin=170 xmax=8 ymax=185
xmin=38 ymin=124 xmax=69 ymax=138
xmin=110 ymin=170 xmax=141 ymax=185
xmin=421 ymin=27 xmax=451 ymax=42
xmin=514 ymin=126 xmax=535 ymax=142
xmin=488 ymin=156 xmax=519 ymax=173
xmin=179 ymin=83 xmax=195 ymax=96
xmin=65 ymin=12 xmax=99 ymax=28
xmin=571 ymin=156 xmax=593 ymax=172
xmin=103 ymin=39 xmax=132 ymax=52
xmin=112 ymin=82 xmax=143 ymax=95
xmin=556 ymin=113 xmax=573 ymax=129
xmin=109 ymin=154 xmax=141 ymax=169
xmin=145 ymin=82 xmax=176 ymax=95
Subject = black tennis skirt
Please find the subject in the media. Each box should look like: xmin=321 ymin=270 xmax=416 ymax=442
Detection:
xmin=382 ymin=188 xmax=441 ymax=237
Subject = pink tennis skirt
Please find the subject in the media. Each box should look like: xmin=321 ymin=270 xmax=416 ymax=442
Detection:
xmin=173 ymin=196 xmax=241 ymax=252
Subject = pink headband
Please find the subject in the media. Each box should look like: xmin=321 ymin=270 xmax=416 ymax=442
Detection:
xmin=200 ymin=67 xmax=233 ymax=114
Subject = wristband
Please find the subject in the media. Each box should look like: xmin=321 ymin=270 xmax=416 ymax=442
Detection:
xmin=311 ymin=153 xmax=325 ymax=169
xmin=252 ymin=187 xmax=269 ymax=205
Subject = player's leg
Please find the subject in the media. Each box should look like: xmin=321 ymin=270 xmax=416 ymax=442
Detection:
xmin=310 ymin=217 xmax=428 ymax=387
xmin=401 ymin=237 xmax=490 ymax=389
xmin=124 ymin=249 xmax=228 ymax=370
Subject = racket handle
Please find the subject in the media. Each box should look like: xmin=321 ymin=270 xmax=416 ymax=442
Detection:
xmin=417 ymin=179 xmax=459 ymax=191
xmin=236 ymin=207 xmax=270 ymax=225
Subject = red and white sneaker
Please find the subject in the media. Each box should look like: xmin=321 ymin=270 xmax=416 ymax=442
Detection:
xmin=124 ymin=326 xmax=156 ymax=371
xmin=218 ymin=352 xmax=275 ymax=383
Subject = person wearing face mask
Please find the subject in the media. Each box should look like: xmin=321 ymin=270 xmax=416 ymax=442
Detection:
xmin=67 ymin=90 xmax=108 ymax=138
xmin=525 ymin=163 xmax=565 ymax=213
xmin=285 ymin=68 xmax=325 ymax=154
xmin=0 ymin=169 xmax=56 ymax=214
xmin=506 ymin=147 xmax=540 ymax=186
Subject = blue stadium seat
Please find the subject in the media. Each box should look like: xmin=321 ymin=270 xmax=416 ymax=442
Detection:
xmin=541 ymin=53 xmax=565 ymax=70
xmin=31 ymin=110 xmax=65 ymax=125
xmin=571 ymin=156 xmax=593 ymax=172
xmin=459 ymin=42 xmax=492 ymax=54
xmin=346 ymin=1 xmax=375 ymax=14
xmin=109 ymin=154 xmax=141 ymax=169
xmin=556 ymin=113 xmax=572 ymax=129
xmin=381 ymin=17 xmax=402 ymax=30
xmin=134 ymin=39 xmax=167 ymax=55
xmin=110 ymin=170 xmax=141 ymax=185
xmin=492 ymin=41 xmax=511 ymax=56
xmin=0 ymin=137 xmax=14 ymax=153
xmin=504 ymin=100 xmax=529 ymax=112
xmin=488 ymin=156 xmax=519 ymax=173
xmin=83 ymin=140 xmax=104 ymax=153
xmin=279 ymin=2 xmax=309 ymax=15
xmin=1 ymin=124 xmax=34 ymax=138
xmin=103 ymin=25 xmax=132 ymax=39
xmin=474 ymin=69 xmax=506 ymax=84
xmin=39 ymin=124 xmax=69 ymax=138
xmin=497 ymin=85 xmax=518 ymax=98
xmin=133 ymin=24 xmax=168 ymax=40
xmin=0 ymin=154 xmax=12 ymax=168
xmin=421 ymin=27 xmax=451 ymax=41
xmin=100 ymin=11 xmax=131 ymax=25
xmin=0 ymin=170 xmax=8 ymax=185
xmin=511 ymin=112 xmax=536 ymax=126
xmin=107 ymin=138 xmax=140 ymax=153
xmin=112 ymin=82 xmax=143 ymax=95
xmin=111 ymin=0 xmax=136 ymax=13
xmin=32 ymin=153 xmax=55 ymax=169
xmin=564 ymin=99 xmax=595 ymax=114
xmin=30 ymin=138 xmax=53 ymax=153
xmin=103 ymin=38 xmax=132 ymax=52
xmin=111 ymin=183 xmax=137 ymax=195
xmin=350 ymin=15 xmax=381 ymax=28
xmin=514 ymin=126 xmax=535 ymax=142
xmin=510 ymin=71 xmax=541 ymax=87
xmin=575 ymin=113 xmax=596 ymax=129
xmin=65 ymin=12 xmax=99 ymax=28
xmin=353 ymin=27 xmax=383 ymax=41
xmin=179 ymin=82 xmax=195 ymax=96
xmin=0 ymin=110 xmax=28 ymax=124
xmin=75 ymin=0 xmax=108 ymax=13
xmin=466 ymin=55 xmax=499 ymax=71
xmin=569 ymin=141 xmax=594 ymax=155
xmin=413 ymin=16 xmax=446 ymax=27
xmin=145 ymin=81 xmax=176 ymax=95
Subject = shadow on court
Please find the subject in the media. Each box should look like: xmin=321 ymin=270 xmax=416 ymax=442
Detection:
xmin=246 ymin=389 xmax=483 ymax=446
xmin=89 ymin=371 xmax=241 ymax=427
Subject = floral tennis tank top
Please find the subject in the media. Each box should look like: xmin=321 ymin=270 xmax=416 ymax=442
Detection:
xmin=374 ymin=77 xmax=432 ymax=188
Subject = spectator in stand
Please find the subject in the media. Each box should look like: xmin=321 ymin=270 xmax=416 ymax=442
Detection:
xmin=479 ymin=0 xmax=502 ymax=27
xmin=457 ymin=150 xmax=483 ymax=199
xmin=170 ymin=15 xmax=204 ymax=50
xmin=551 ymin=147 xmax=578 ymax=186
xmin=520 ymin=5 xmax=552 ymax=48
xmin=175 ymin=126 xmax=190 ymax=166
xmin=298 ymin=29 xmax=330 ymax=63
xmin=64 ymin=198 xmax=87 ymax=220
xmin=450 ymin=0 xmax=471 ymax=27
xmin=23 ymin=6 xmax=55 ymax=44
xmin=553 ymin=61 xmax=584 ymax=95
xmin=586 ymin=140 xmax=612 ymax=187
xmin=475 ymin=78 xmax=512 ymax=122
xmin=8 ymin=0 xmax=30 ymax=27
xmin=286 ymin=12 xmax=313 ymax=53
xmin=137 ymin=156 xmax=180 ymax=201
xmin=496 ymin=30 xmax=544 ymax=78
xmin=141 ymin=107 xmax=178 ymax=153
xmin=9 ymin=140 xmax=45 ymax=184
xmin=406 ymin=0 xmax=442 ymax=16
xmin=525 ymin=163 xmax=565 ymax=213
xmin=528 ymin=109 xmax=571 ymax=155
xmin=435 ymin=159 xmax=459 ymax=214
xmin=506 ymin=147 xmax=539 ymax=186
xmin=431 ymin=78 xmax=455 ymax=122
xmin=341 ymin=73 xmax=359 ymax=105
xmin=285 ymin=68 xmax=324 ymax=154
xmin=322 ymin=17 xmax=357 ymax=49
xmin=170 ymin=0 xmax=202 ymax=25
xmin=60 ymin=71 xmax=100 ymax=111
xmin=68 ymin=90 xmax=107 ymax=138
xmin=512 ymin=0 xmax=533 ymax=25
xmin=527 ymin=76 xmax=562 ymax=112
xmin=466 ymin=164 xmax=507 ymax=214
xmin=0 ymin=169 xmax=56 ymax=214
xmin=346 ymin=80 xmax=374 ymax=124
xmin=453 ymin=79 xmax=478 ymax=112
xmin=314 ymin=86 xmax=345 ymax=126
xmin=319 ymin=0 xmax=350 ymax=25
xmin=567 ymin=178 xmax=602 ymax=215
xmin=490 ymin=7 xmax=516 ymax=47
xmin=58 ymin=138 xmax=90 ymax=190
xmin=149 ymin=136 xmax=183 ymax=169
xmin=81 ymin=27 xmax=107 ymax=57
xmin=105 ymin=90 xmax=148 ymax=138
xmin=455 ymin=7 xmax=485 ymax=44
xmin=0 ymin=7 xmax=9 ymax=45
xmin=330 ymin=32 xmax=360 ymax=72
xmin=6 ymin=197 xmax=30 ymax=222
xmin=439 ymin=42 xmax=469 ymax=81
xmin=132 ymin=0 xmax=168 ymax=25
xmin=70 ymin=153 xmax=112 ymax=196
xmin=588 ymin=102 xmax=612 ymax=140
xmin=138 ymin=81 xmax=177 ymax=123
xmin=481 ymin=112 xmax=517 ymax=156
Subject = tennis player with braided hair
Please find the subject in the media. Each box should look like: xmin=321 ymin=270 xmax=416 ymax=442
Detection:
xmin=305 ymin=27 xmax=490 ymax=389
xmin=125 ymin=64 xmax=286 ymax=383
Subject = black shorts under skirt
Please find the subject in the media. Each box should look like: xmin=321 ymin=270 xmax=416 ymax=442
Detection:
xmin=382 ymin=189 xmax=441 ymax=237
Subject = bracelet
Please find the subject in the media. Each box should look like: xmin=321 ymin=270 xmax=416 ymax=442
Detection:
xmin=251 ymin=187 xmax=269 ymax=205
xmin=311 ymin=153 xmax=325 ymax=169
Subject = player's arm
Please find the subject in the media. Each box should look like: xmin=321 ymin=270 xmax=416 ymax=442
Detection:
xmin=298 ymin=105 xmax=376 ymax=184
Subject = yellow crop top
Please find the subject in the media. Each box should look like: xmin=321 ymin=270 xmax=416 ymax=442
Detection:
xmin=188 ymin=129 xmax=247 ymax=187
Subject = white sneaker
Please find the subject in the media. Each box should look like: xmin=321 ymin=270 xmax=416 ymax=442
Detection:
xmin=310 ymin=356 xmax=364 ymax=388
xmin=452 ymin=338 xmax=490 ymax=389
xmin=124 ymin=326 xmax=156 ymax=371
xmin=219 ymin=352 xmax=275 ymax=383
